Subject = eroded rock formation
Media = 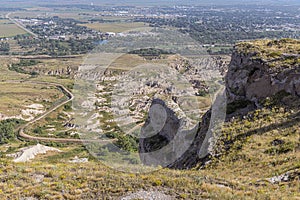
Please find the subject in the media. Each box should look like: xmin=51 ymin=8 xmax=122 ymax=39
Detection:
xmin=226 ymin=48 xmax=300 ymax=104
xmin=139 ymin=39 xmax=300 ymax=169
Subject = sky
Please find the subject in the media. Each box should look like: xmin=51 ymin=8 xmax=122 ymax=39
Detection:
xmin=1 ymin=0 xmax=300 ymax=7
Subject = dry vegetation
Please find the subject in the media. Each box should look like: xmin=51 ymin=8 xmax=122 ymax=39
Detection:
xmin=24 ymin=103 xmax=76 ymax=139
xmin=0 ymin=57 xmax=74 ymax=118
xmin=0 ymin=82 xmax=62 ymax=116
xmin=2 ymin=95 xmax=299 ymax=199
xmin=236 ymin=39 xmax=300 ymax=67
xmin=0 ymin=57 xmax=28 ymax=80
xmin=0 ymin=53 xmax=299 ymax=200
xmin=0 ymin=19 xmax=26 ymax=38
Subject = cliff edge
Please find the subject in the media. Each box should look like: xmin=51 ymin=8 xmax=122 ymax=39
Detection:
xmin=139 ymin=39 xmax=300 ymax=169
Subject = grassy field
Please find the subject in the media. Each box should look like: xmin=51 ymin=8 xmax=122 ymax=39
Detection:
xmin=0 ymin=56 xmax=74 ymax=117
xmin=0 ymin=19 xmax=26 ymax=38
xmin=17 ymin=56 xmax=84 ymax=73
xmin=0 ymin=57 xmax=28 ymax=80
xmin=0 ymin=82 xmax=63 ymax=117
xmin=9 ymin=10 xmax=87 ymax=20
xmin=0 ymin=56 xmax=75 ymax=84
xmin=80 ymin=22 xmax=148 ymax=33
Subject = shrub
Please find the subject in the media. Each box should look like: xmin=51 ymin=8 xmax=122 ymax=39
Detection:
xmin=0 ymin=119 xmax=24 ymax=144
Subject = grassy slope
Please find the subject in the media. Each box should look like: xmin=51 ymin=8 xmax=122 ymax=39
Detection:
xmin=1 ymin=99 xmax=300 ymax=200
xmin=236 ymin=38 xmax=300 ymax=67
xmin=0 ymin=71 xmax=298 ymax=198
xmin=0 ymin=40 xmax=299 ymax=199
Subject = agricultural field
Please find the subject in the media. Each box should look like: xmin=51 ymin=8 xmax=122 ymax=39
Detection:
xmin=80 ymin=22 xmax=149 ymax=33
xmin=10 ymin=10 xmax=86 ymax=20
xmin=0 ymin=19 xmax=26 ymax=38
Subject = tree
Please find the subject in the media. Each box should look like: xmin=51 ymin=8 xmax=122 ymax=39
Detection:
xmin=0 ymin=42 xmax=10 ymax=52
xmin=0 ymin=120 xmax=16 ymax=144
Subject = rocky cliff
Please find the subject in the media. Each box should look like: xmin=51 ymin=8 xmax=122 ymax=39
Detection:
xmin=226 ymin=39 xmax=300 ymax=105
xmin=139 ymin=39 xmax=300 ymax=169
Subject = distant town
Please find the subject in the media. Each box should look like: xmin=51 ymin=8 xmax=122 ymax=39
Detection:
xmin=0 ymin=4 xmax=299 ymax=56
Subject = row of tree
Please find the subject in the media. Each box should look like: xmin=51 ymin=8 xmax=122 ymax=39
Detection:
xmin=15 ymin=35 xmax=100 ymax=56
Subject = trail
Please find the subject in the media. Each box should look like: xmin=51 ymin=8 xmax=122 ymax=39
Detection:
xmin=3 ymin=80 xmax=113 ymax=144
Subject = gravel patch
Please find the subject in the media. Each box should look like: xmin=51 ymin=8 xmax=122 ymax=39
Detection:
xmin=120 ymin=190 xmax=175 ymax=200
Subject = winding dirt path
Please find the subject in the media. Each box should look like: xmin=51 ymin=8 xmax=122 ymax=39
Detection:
xmin=6 ymin=80 xmax=112 ymax=144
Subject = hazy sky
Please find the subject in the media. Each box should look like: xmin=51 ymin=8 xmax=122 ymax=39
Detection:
xmin=1 ymin=0 xmax=300 ymax=7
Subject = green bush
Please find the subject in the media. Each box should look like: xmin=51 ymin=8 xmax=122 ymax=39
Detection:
xmin=0 ymin=119 xmax=24 ymax=144
xmin=8 ymin=59 xmax=41 ymax=75
xmin=115 ymin=135 xmax=138 ymax=152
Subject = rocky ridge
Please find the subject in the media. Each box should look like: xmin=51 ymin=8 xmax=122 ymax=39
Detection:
xmin=139 ymin=39 xmax=300 ymax=169
xmin=226 ymin=39 xmax=300 ymax=105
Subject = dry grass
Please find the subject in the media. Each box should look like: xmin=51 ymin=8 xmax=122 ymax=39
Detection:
xmin=237 ymin=38 xmax=300 ymax=54
xmin=24 ymin=104 xmax=74 ymax=139
xmin=0 ymin=128 xmax=299 ymax=200
xmin=236 ymin=39 xmax=300 ymax=67
xmin=0 ymin=40 xmax=299 ymax=199
xmin=0 ymin=157 xmax=283 ymax=199
xmin=0 ymin=57 xmax=74 ymax=117
xmin=9 ymin=11 xmax=47 ymax=19
xmin=0 ymin=19 xmax=26 ymax=38
xmin=236 ymin=39 xmax=300 ymax=60
xmin=0 ymin=101 xmax=298 ymax=198
xmin=0 ymin=57 xmax=28 ymax=80
xmin=26 ymin=56 xmax=83 ymax=71
xmin=107 ymin=54 xmax=146 ymax=70
xmin=0 ymin=82 xmax=63 ymax=116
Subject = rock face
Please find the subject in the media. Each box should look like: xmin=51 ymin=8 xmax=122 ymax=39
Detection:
xmin=139 ymin=39 xmax=300 ymax=169
xmin=139 ymin=99 xmax=209 ymax=169
xmin=226 ymin=39 xmax=300 ymax=104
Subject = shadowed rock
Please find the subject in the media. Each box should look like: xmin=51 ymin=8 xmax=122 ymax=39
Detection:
xmin=139 ymin=99 xmax=211 ymax=169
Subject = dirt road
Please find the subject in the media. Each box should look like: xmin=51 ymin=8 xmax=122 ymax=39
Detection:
xmin=8 ymin=80 xmax=112 ymax=144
